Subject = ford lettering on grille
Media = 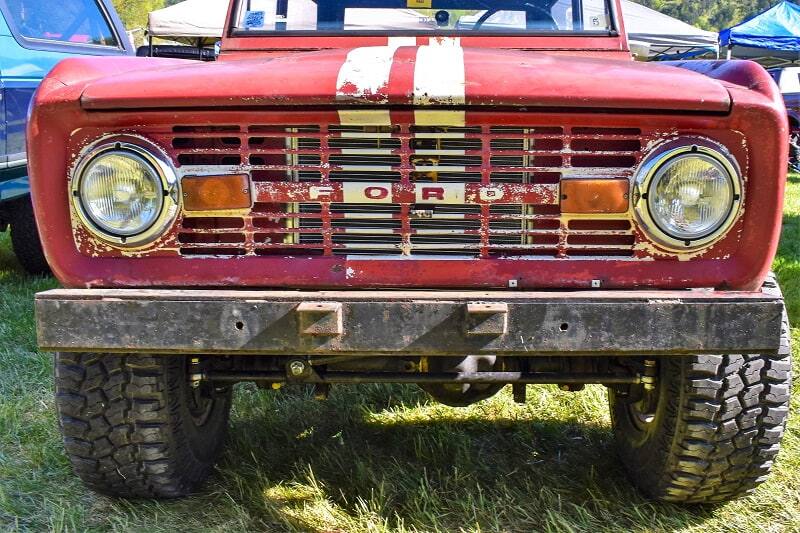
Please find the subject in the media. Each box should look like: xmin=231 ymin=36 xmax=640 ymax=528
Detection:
xmin=166 ymin=122 xmax=642 ymax=258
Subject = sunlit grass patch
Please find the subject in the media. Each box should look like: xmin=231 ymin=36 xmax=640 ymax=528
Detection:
xmin=362 ymin=385 xmax=610 ymax=430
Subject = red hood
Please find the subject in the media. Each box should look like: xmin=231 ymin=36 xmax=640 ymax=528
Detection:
xmin=79 ymin=46 xmax=731 ymax=113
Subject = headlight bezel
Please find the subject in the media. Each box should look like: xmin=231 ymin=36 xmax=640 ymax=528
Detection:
xmin=70 ymin=137 xmax=179 ymax=248
xmin=633 ymin=140 xmax=743 ymax=252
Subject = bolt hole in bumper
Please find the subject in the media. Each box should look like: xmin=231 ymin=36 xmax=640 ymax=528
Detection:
xmin=36 ymin=288 xmax=783 ymax=358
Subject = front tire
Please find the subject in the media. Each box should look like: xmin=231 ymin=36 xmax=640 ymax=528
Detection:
xmin=10 ymin=198 xmax=49 ymax=275
xmin=610 ymin=305 xmax=791 ymax=504
xmin=55 ymin=353 xmax=232 ymax=498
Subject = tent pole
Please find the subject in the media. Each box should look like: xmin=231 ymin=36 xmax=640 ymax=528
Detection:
xmin=726 ymin=44 xmax=733 ymax=60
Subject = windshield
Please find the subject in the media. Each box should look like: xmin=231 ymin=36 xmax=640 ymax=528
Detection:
xmin=1 ymin=0 xmax=118 ymax=47
xmin=233 ymin=0 xmax=614 ymax=34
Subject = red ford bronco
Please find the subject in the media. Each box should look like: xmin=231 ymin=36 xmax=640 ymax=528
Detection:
xmin=30 ymin=0 xmax=791 ymax=503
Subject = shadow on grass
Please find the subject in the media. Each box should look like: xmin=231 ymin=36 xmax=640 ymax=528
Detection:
xmin=205 ymin=384 xmax=713 ymax=532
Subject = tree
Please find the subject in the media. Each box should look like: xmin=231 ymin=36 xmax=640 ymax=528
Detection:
xmin=111 ymin=0 xmax=165 ymax=30
xmin=635 ymin=0 xmax=788 ymax=31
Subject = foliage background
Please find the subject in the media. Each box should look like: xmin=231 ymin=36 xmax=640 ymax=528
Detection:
xmin=110 ymin=0 xmax=181 ymax=30
xmin=636 ymin=0 xmax=785 ymax=31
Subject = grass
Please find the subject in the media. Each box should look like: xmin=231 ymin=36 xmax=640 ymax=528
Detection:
xmin=1 ymin=180 xmax=799 ymax=533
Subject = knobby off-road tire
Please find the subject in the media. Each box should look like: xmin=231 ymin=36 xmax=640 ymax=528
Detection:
xmin=610 ymin=278 xmax=792 ymax=504
xmin=55 ymin=353 xmax=232 ymax=498
xmin=10 ymin=198 xmax=49 ymax=275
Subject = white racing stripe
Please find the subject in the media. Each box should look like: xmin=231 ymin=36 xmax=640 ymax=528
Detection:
xmin=413 ymin=43 xmax=466 ymax=126
xmin=336 ymin=37 xmax=466 ymax=127
xmin=336 ymin=37 xmax=415 ymax=125
xmin=389 ymin=36 xmax=418 ymax=48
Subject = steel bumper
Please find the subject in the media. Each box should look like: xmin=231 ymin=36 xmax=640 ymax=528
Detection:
xmin=35 ymin=288 xmax=784 ymax=356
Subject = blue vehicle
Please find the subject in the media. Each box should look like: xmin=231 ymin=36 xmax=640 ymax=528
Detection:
xmin=0 ymin=0 xmax=132 ymax=273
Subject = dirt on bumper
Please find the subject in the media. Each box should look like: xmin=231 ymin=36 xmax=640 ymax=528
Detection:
xmin=34 ymin=288 xmax=785 ymax=356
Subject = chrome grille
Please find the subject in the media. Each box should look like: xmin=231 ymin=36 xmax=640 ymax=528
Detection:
xmin=169 ymin=122 xmax=642 ymax=257
xmin=292 ymin=125 xmax=533 ymax=255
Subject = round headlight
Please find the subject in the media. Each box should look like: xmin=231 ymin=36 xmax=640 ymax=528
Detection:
xmin=649 ymin=154 xmax=734 ymax=239
xmin=72 ymin=139 xmax=178 ymax=247
xmin=635 ymin=143 xmax=741 ymax=250
xmin=79 ymin=151 xmax=163 ymax=236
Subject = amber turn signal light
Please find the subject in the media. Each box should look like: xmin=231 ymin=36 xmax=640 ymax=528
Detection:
xmin=182 ymin=174 xmax=252 ymax=211
xmin=560 ymin=178 xmax=630 ymax=214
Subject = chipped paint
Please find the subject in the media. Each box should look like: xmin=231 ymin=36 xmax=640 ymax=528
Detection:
xmin=68 ymin=121 xmax=755 ymax=267
xmin=336 ymin=46 xmax=398 ymax=103
xmin=35 ymin=49 xmax=785 ymax=292
xmin=335 ymin=38 xmax=414 ymax=125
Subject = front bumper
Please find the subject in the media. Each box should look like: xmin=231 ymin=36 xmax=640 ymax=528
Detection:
xmin=35 ymin=288 xmax=784 ymax=356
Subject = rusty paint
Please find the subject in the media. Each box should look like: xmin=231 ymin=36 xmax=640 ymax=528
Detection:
xmin=27 ymin=101 xmax=783 ymax=290
xmin=24 ymin=3 xmax=788 ymax=292
xmin=62 ymin=119 xmax=757 ymax=266
xmin=77 ymin=49 xmax=733 ymax=113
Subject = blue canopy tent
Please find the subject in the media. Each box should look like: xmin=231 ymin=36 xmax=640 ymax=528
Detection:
xmin=720 ymin=1 xmax=800 ymax=66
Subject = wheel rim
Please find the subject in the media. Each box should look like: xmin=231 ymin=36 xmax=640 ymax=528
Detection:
xmin=628 ymin=388 xmax=658 ymax=431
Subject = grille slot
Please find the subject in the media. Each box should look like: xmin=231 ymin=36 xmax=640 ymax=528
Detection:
xmin=170 ymin=122 xmax=642 ymax=258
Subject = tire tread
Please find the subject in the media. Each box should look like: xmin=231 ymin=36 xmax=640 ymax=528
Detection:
xmin=613 ymin=275 xmax=792 ymax=504
xmin=55 ymin=353 xmax=229 ymax=498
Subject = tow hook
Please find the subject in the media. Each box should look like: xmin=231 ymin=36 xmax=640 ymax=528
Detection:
xmin=288 ymin=360 xmax=308 ymax=377
xmin=286 ymin=359 xmax=329 ymax=400
xmin=285 ymin=358 xmax=319 ymax=382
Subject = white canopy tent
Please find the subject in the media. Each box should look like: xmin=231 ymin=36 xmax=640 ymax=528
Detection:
xmin=616 ymin=0 xmax=718 ymax=60
xmin=147 ymin=0 xmax=718 ymax=59
xmin=147 ymin=0 xmax=435 ymax=42
xmin=147 ymin=0 xmax=229 ymax=44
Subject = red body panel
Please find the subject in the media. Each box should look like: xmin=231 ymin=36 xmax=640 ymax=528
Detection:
xmin=26 ymin=3 xmax=788 ymax=292
xmin=221 ymin=35 xmax=630 ymax=55
xmin=79 ymin=48 xmax=731 ymax=113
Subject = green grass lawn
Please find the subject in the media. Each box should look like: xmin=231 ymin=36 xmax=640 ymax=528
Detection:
xmin=1 ymin=179 xmax=799 ymax=532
